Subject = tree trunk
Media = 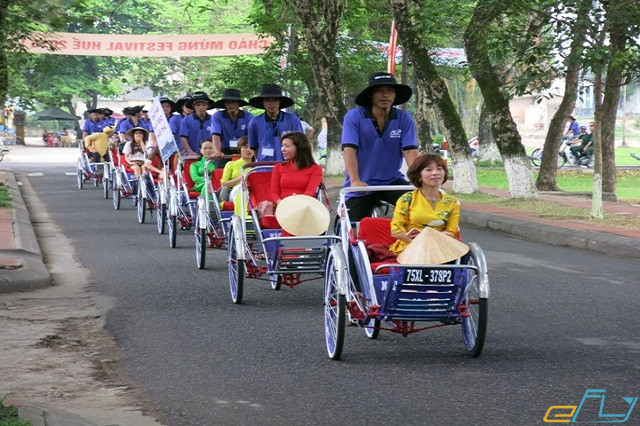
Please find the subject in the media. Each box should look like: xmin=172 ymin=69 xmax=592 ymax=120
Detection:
xmin=598 ymin=0 xmax=627 ymax=201
xmin=464 ymin=0 xmax=536 ymax=198
xmin=591 ymin=23 xmax=606 ymax=218
xmin=536 ymin=0 xmax=590 ymax=191
xmin=390 ymin=0 xmax=477 ymax=194
xmin=477 ymin=101 xmax=500 ymax=164
xmin=415 ymin=84 xmax=434 ymax=152
xmin=285 ymin=0 xmax=347 ymax=176
xmin=64 ymin=97 xmax=82 ymax=141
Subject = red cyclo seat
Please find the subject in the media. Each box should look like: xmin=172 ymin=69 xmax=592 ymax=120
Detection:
xmin=120 ymin=154 xmax=134 ymax=174
xmin=212 ymin=168 xmax=224 ymax=191
xmin=358 ymin=217 xmax=398 ymax=274
xmin=246 ymin=171 xmax=280 ymax=229
xmin=182 ymin=159 xmax=200 ymax=198
xmin=246 ymin=171 xmax=272 ymax=207
xmin=358 ymin=217 xmax=396 ymax=247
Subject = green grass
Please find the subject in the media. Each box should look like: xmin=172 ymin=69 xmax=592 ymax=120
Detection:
xmin=473 ymin=168 xmax=640 ymax=202
xmin=0 ymin=396 xmax=31 ymax=426
xmin=0 ymin=183 xmax=11 ymax=208
xmin=455 ymin=191 xmax=640 ymax=231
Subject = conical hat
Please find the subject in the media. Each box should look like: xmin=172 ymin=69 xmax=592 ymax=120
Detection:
xmin=275 ymin=195 xmax=330 ymax=236
xmin=397 ymin=226 xmax=469 ymax=265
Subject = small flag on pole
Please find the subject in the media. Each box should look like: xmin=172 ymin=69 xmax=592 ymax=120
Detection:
xmin=388 ymin=20 xmax=398 ymax=74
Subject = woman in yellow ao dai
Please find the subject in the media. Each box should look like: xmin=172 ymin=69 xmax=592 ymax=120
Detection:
xmin=389 ymin=154 xmax=460 ymax=255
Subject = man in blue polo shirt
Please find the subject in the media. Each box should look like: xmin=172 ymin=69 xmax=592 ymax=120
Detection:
xmin=169 ymin=95 xmax=192 ymax=144
xmin=211 ymin=88 xmax=254 ymax=168
xmin=82 ymin=109 xmax=104 ymax=138
xmin=341 ymin=72 xmax=419 ymax=221
xmin=101 ymin=108 xmax=116 ymax=127
xmin=118 ymin=105 xmax=154 ymax=142
xmin=247 ymin=84 xmax=303 ymax=161
xmin=179 ymin=91 xmax=214 ymax=157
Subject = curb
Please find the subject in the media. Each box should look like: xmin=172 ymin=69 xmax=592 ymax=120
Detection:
xmin=0 ymin=172 xmax=51 ymax=293
xmin=19 ymin=403 xmax=100 ymax=426
xmin=461 ymin=210 xmax=640 ymax=260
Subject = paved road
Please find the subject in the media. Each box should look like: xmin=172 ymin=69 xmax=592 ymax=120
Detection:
xmin=14 ymin=161 xmax=640 ymax=426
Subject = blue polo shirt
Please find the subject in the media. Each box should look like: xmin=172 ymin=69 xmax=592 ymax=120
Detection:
xmin=169 ymin=114 xmax=183 ymax=142
xmin=248 ymin=111 xmax=303 ymax=161
xmin=568 ymin=121 xmax=580 ymax=136
xmin=83 ymin=119 xmax=104 ymax=135
xmin=341 ymin=106 xmax=417 ymax=191
xmin=100 ymin=117 xmax=115 ymax=128
xmin=179 ymin=112 xmax=212 ymax=152
xmin=114 ymin=118 xmax=127 ymax=134
xmin=211 ymin=110 xmax=254 ymax=149
xmin=119 ymin=118 xmax=154 ymax=140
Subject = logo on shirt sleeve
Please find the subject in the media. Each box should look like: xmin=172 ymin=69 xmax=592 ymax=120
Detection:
xmin=390 ymin=129 xmax=402 ymax=138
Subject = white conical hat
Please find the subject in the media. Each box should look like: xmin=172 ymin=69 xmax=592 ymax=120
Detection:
xmin=397 ymin=226 xmax=469 ymax=265
xmin=275 ymin=195 xmax=330 ymax=236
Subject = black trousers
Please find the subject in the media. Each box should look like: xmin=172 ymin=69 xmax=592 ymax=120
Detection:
xmin=89 ymin=152 xmax=109 ymax=163
xmin=213 ymin=147 xmax=238 ymax=169
xmin=344 ymin=178 xmax=411 ymax=222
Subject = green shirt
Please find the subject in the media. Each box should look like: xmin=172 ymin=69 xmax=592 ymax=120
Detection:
xmin=189 ymin=156 xmax=216 ymax=196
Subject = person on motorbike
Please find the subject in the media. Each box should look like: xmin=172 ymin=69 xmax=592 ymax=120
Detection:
xmin=568 ymin=125 xmax=593 ymax=162
xmin=564 ymin=115 xmax=580 ymax=140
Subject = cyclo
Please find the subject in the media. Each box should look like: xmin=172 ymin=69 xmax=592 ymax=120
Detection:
xmin=76 ymin=140 xmax=109 ymax=197
xmin=193 ymin=156 xmax=236 ymax=269
xmin=324 ymin=186 xmax=489 ymax=360
xmin=226 ymin=162 xmax=339 ymax=304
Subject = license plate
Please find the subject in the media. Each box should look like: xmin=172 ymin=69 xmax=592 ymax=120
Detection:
xmin=403 ymin=268 xmax=453 ymax=284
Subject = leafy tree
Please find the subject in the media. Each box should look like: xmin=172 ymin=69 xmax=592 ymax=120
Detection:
xmin=390 ymin=0 xmax=478 ymax=194
xmin=536 ymin=0 xmax=591 ymax=191
xmin=0 ymin=0 xmax=68 ymax=106
xmin=463 ymin=0 xmax=537 ymax=198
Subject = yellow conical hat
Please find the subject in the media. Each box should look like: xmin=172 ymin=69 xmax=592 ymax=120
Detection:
xmin=397 ymin=226 xmax=469 ymax=265
xmin=275 ymin=195 xmax=330 ymax=236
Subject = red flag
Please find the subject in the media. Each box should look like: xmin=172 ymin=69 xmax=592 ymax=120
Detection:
xmin=387 ymin=20 xmax=397 ymax=74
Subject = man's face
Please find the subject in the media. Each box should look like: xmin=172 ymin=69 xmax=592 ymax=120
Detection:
xmin=224 ymin=100 xmax=240 ymax=113
xmin=90 ymin=112 xmax=98 ymax=121
xmin=263 ymin=98 xmax=281 ymax=115
xmin=193 ymin=101 xmax=209 ymax=115
xmin=371 ymin=86 xmax=396 ymax=109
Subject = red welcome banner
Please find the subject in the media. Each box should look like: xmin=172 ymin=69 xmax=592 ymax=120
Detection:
xmin=22 ymin=32 xmax=275 ymax=57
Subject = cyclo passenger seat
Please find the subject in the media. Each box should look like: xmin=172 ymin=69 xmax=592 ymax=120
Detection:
xmin=181 ymin=159 xmax=200 ymax=199
xmin=246 ymin=170 xmax=279 ymax=229
xmin=357 ymin=217 xmax=398 ymax=275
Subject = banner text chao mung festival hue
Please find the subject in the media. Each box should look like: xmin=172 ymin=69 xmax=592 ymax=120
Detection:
xmin=22 ymin=33 xmax=275 ymax=57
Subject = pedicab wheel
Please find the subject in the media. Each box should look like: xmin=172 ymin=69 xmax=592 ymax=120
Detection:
xmin=228 ymin=224 xmax=244 ymax=304
xmin=113 ymin=189 xmax=121 ymax=210
xmin=137 ymin=183 xmax=146 ymax=224
xmin=196 ymin=226 xmax=206 ymax=269
xmin=269 ymin=274 xmax=282 ymax=290
xmin=529 ymin=148 xmax=542 ymax=167
xmin=461 ymin=244 xmax=488 ymax=357
xmin=156 ymin=202 xmax=166 ymax=234
xmin=77 ymin=168 xmax=84 ymax=190
xmin=324 ymin=249 xmax=346 ymax=360
xmin=103 ymin=177 xmax=110 ymax=199
xmin=168 ymin=215 xmax=177 ymax=248
xmin=364 ymin=318 xmax=381 ymax=339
